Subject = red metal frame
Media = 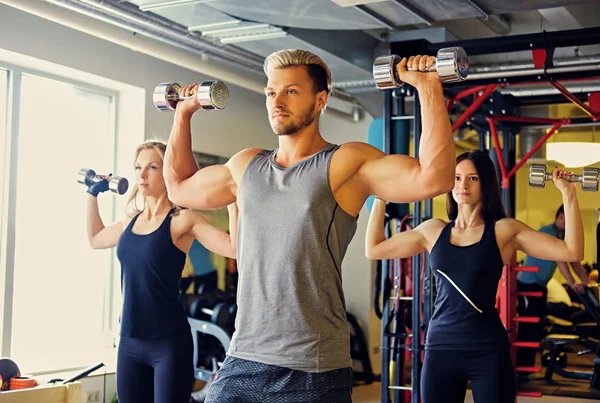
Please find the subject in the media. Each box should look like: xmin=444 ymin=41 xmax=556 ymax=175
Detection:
xmin=548 ymin=81 xmax=600 ymax=121
xmin=448 ymin=79 xmax=600 ymax=185
xmin=450 ymin=85 xmax=498 ymax=132
xmin=496 ymin=262 xmax=545 ymax=399
xmin=487 ymin=116 xmax=570 ymax=189
xmin=589 ymin=92 xmax=600 ymax=113
xmin=531 ymin=49 xmax=547 ymax=69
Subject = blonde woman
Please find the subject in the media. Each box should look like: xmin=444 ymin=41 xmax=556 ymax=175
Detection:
xmin=85 ymin=140 xmax=237 ymax=403
xmin=164 ymin=48 xmax=455 ymax=402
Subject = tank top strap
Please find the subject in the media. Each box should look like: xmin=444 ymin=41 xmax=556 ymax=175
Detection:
xmin=125 ymin=212 xmax=142 ymax=232
xmin=440 ymin=220 xmax=455 ymax=241
xmin=481 ymin=220 xmax=497 ymax=244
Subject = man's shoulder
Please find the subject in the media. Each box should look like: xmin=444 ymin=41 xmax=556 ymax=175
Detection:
xmin=337 ymin=141 xmax=371 ymax=152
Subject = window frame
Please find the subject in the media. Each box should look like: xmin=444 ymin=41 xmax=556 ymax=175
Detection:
xmin=0 ymin=61 xmax=121 ymax=374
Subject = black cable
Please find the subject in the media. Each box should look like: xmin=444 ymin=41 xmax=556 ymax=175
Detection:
xmin=374 ymin=259 xmax=383 ymax=319
xmin=103 ymin=365 xmax=107 ymax=403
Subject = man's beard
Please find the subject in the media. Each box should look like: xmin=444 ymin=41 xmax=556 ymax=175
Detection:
xmin=272 ymin=103 xmax=316 ymax=136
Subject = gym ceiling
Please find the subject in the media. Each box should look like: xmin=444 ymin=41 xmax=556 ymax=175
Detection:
xmin=25 ymin=0 xmax=600 ymax=152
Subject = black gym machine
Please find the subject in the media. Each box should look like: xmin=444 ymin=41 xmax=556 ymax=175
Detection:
xmin=377 ymin=26 xmax=600 ymax=403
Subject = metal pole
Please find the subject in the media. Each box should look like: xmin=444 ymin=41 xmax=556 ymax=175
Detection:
xmin=381 ymin=89 xmax=393 ymax=403
xmin=465 ymin=63 xmax=600 ymax=82
xmin=392 ymin=90 xmax=404 ymax=403
xmin=502 ymin=131 xmax=512 ymax=217
xmin=411 ymin=89 xmax=422 ymax=403
xmin=423 ymin=196 xmax=433 ymax=332
xmin=478 ymin=131 xmax=487 ymax=151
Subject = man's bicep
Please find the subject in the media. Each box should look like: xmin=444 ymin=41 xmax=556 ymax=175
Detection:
xmin=172 ymin=164 xmax=236 ymax=209
xmin=357 ymin=153 xmax=433 ymax=202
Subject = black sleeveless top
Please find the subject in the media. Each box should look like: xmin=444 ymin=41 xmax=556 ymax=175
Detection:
xmin=426 ymin=220 xmax=511 ymax=351
xmin=116 ymin=208 xmax=188 ymax=339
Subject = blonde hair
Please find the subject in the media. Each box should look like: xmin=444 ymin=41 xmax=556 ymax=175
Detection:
xmin=263 ymin=49 xmax=332 ymax=95
xmin=125 ymin=140 xmax=180 ymax=217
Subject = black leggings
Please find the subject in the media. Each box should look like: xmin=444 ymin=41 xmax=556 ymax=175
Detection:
xmin=421 ymin=349 xmax=515 ymax=403
xmin=116 ymin=329 xmax=194 ymax=403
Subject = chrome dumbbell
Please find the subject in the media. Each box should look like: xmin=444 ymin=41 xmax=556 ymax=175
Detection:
xmin=153 ymin=81 xmax=229 ymax=111
xmin=529 ymin=164 xmax=599 ymax=192
xmin=77 ymin=168 xmax=129 ymax=195
xmin=373 ymin=47 xmax=469 ymax=90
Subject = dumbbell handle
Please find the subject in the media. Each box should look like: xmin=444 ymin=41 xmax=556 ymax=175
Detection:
xmin=406 ymin=64 xmax=437 ymax=73
xmin=540 ymin=172 xmax=584 ymax=183
xmin=168 ymin=92 xmax=202 ymax=102
xmin=88 ymin=173 xmax=112 ymax=182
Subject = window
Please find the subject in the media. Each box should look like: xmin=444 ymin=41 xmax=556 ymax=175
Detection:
xmin=6 ymin=72 xmax=118 ymax=373
xmin=0 ymin=69 xmax=6 ymax=197
xmin=0 ymin=68 xmax=9 ymax=351
xmin=0 ymin=48 xmax=144 ymax=375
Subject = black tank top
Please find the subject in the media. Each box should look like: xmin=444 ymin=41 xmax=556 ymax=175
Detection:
xmin=426 ymin=220 xmax=510 ymax=351
xmin=116 ymin=208 xmax=188 ymax=339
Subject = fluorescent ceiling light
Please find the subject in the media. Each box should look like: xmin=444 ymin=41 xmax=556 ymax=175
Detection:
xmin=188 ymin=20 xmax=240 ymax=32
xmin=546 ymin=142 xmax=600 ymax=168
xmin=139 ymin=0 xmax=215 ymax=12
xmin=330 ymin=0 xmax=387 ymax=6
xmin=220 ymin=31 xmax=288 ymax=44
xmin=202 ymin=24 xmax=271 ymax=36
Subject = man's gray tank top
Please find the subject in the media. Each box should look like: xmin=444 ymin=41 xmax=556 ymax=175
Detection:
xmin=229 ymin=143 xmax=358 ymax=373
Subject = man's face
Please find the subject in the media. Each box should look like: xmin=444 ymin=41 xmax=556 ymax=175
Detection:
xmin=264 ymin=66 xmax=325 ymax=136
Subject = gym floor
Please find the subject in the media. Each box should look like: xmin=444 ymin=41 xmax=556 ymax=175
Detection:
xmin=351 ymin=382 xmax=599 ymax=402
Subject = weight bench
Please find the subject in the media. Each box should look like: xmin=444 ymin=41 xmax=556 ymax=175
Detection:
xmin=188 ymin=318 xmax=232 ymax=403
xmin=544 ymin=315 xmax=599 ymax=354
xmin=542 ymin=287 xmax=600 ymax=389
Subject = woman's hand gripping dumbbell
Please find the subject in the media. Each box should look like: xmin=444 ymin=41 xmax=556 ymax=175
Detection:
xmin=77 ymin=168 xmax=129 ymax=196
xmin=529 ymin=164 xmax=599 ymax=192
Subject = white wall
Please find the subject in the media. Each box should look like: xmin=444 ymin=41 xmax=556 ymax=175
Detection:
xmin=0 ymin=2 xmax=378 ymax=397
xmin=0 ymin=2 xmax=276 ymax=157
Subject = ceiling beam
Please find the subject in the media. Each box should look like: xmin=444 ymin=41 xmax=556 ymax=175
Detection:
xmin=287 ymin=27 xmax=380 ymax=73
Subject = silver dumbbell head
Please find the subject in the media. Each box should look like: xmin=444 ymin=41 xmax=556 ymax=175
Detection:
xmin=153 ymin=82 xmax=180 ymax=111
xmin=436 ymin=47 xmax=469 ymax=83
xmin=198 ymin=81 xmax=229 ymax=110
xmin=581 ymin=167 xmax=600 ymax=192
xmin=529 ymin=164 xmax=548 ymax=188
xmin=373 ymin=55 xmax=401 ymax=90
xmin=109 ymin=176 xmax=129 ymax=195
xmin=77 ymin=168 xmax=96 ymax=186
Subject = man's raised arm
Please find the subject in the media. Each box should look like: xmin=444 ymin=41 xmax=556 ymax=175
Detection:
xmin=163 ymin=83 xmax=236 ymax=210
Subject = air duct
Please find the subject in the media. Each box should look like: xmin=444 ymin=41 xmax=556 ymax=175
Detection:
xmin=1 ymin=0 xmax=366 ymax=121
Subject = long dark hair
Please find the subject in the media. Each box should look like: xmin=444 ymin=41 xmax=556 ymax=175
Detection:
xmin=446 ymin=150 xmax=507 ymax=222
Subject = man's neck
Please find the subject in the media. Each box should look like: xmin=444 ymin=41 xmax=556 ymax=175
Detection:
xmin=275 ymin=128 xmax=328 ymax=166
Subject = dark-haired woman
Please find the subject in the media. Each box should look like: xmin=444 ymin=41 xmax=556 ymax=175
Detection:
xmin=366 ymin=150 xmax=584 ymax=403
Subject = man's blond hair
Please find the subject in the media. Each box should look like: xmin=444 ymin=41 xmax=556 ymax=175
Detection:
xmin=263 ymin=49 xmax=332 ymax=95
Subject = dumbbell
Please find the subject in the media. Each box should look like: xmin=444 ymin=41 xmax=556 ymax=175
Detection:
xmin=373 ymin=47 xmax=469 ymax=90
xmin=77 ymin=168 xmax=129 ymax=195
xmin=153 ymin=81 xmax=229 ymax=111
xmin=189 ymin=298 xmax=230 ymax=328
xmin=529 ymin=164 xmax=600 ymax=191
